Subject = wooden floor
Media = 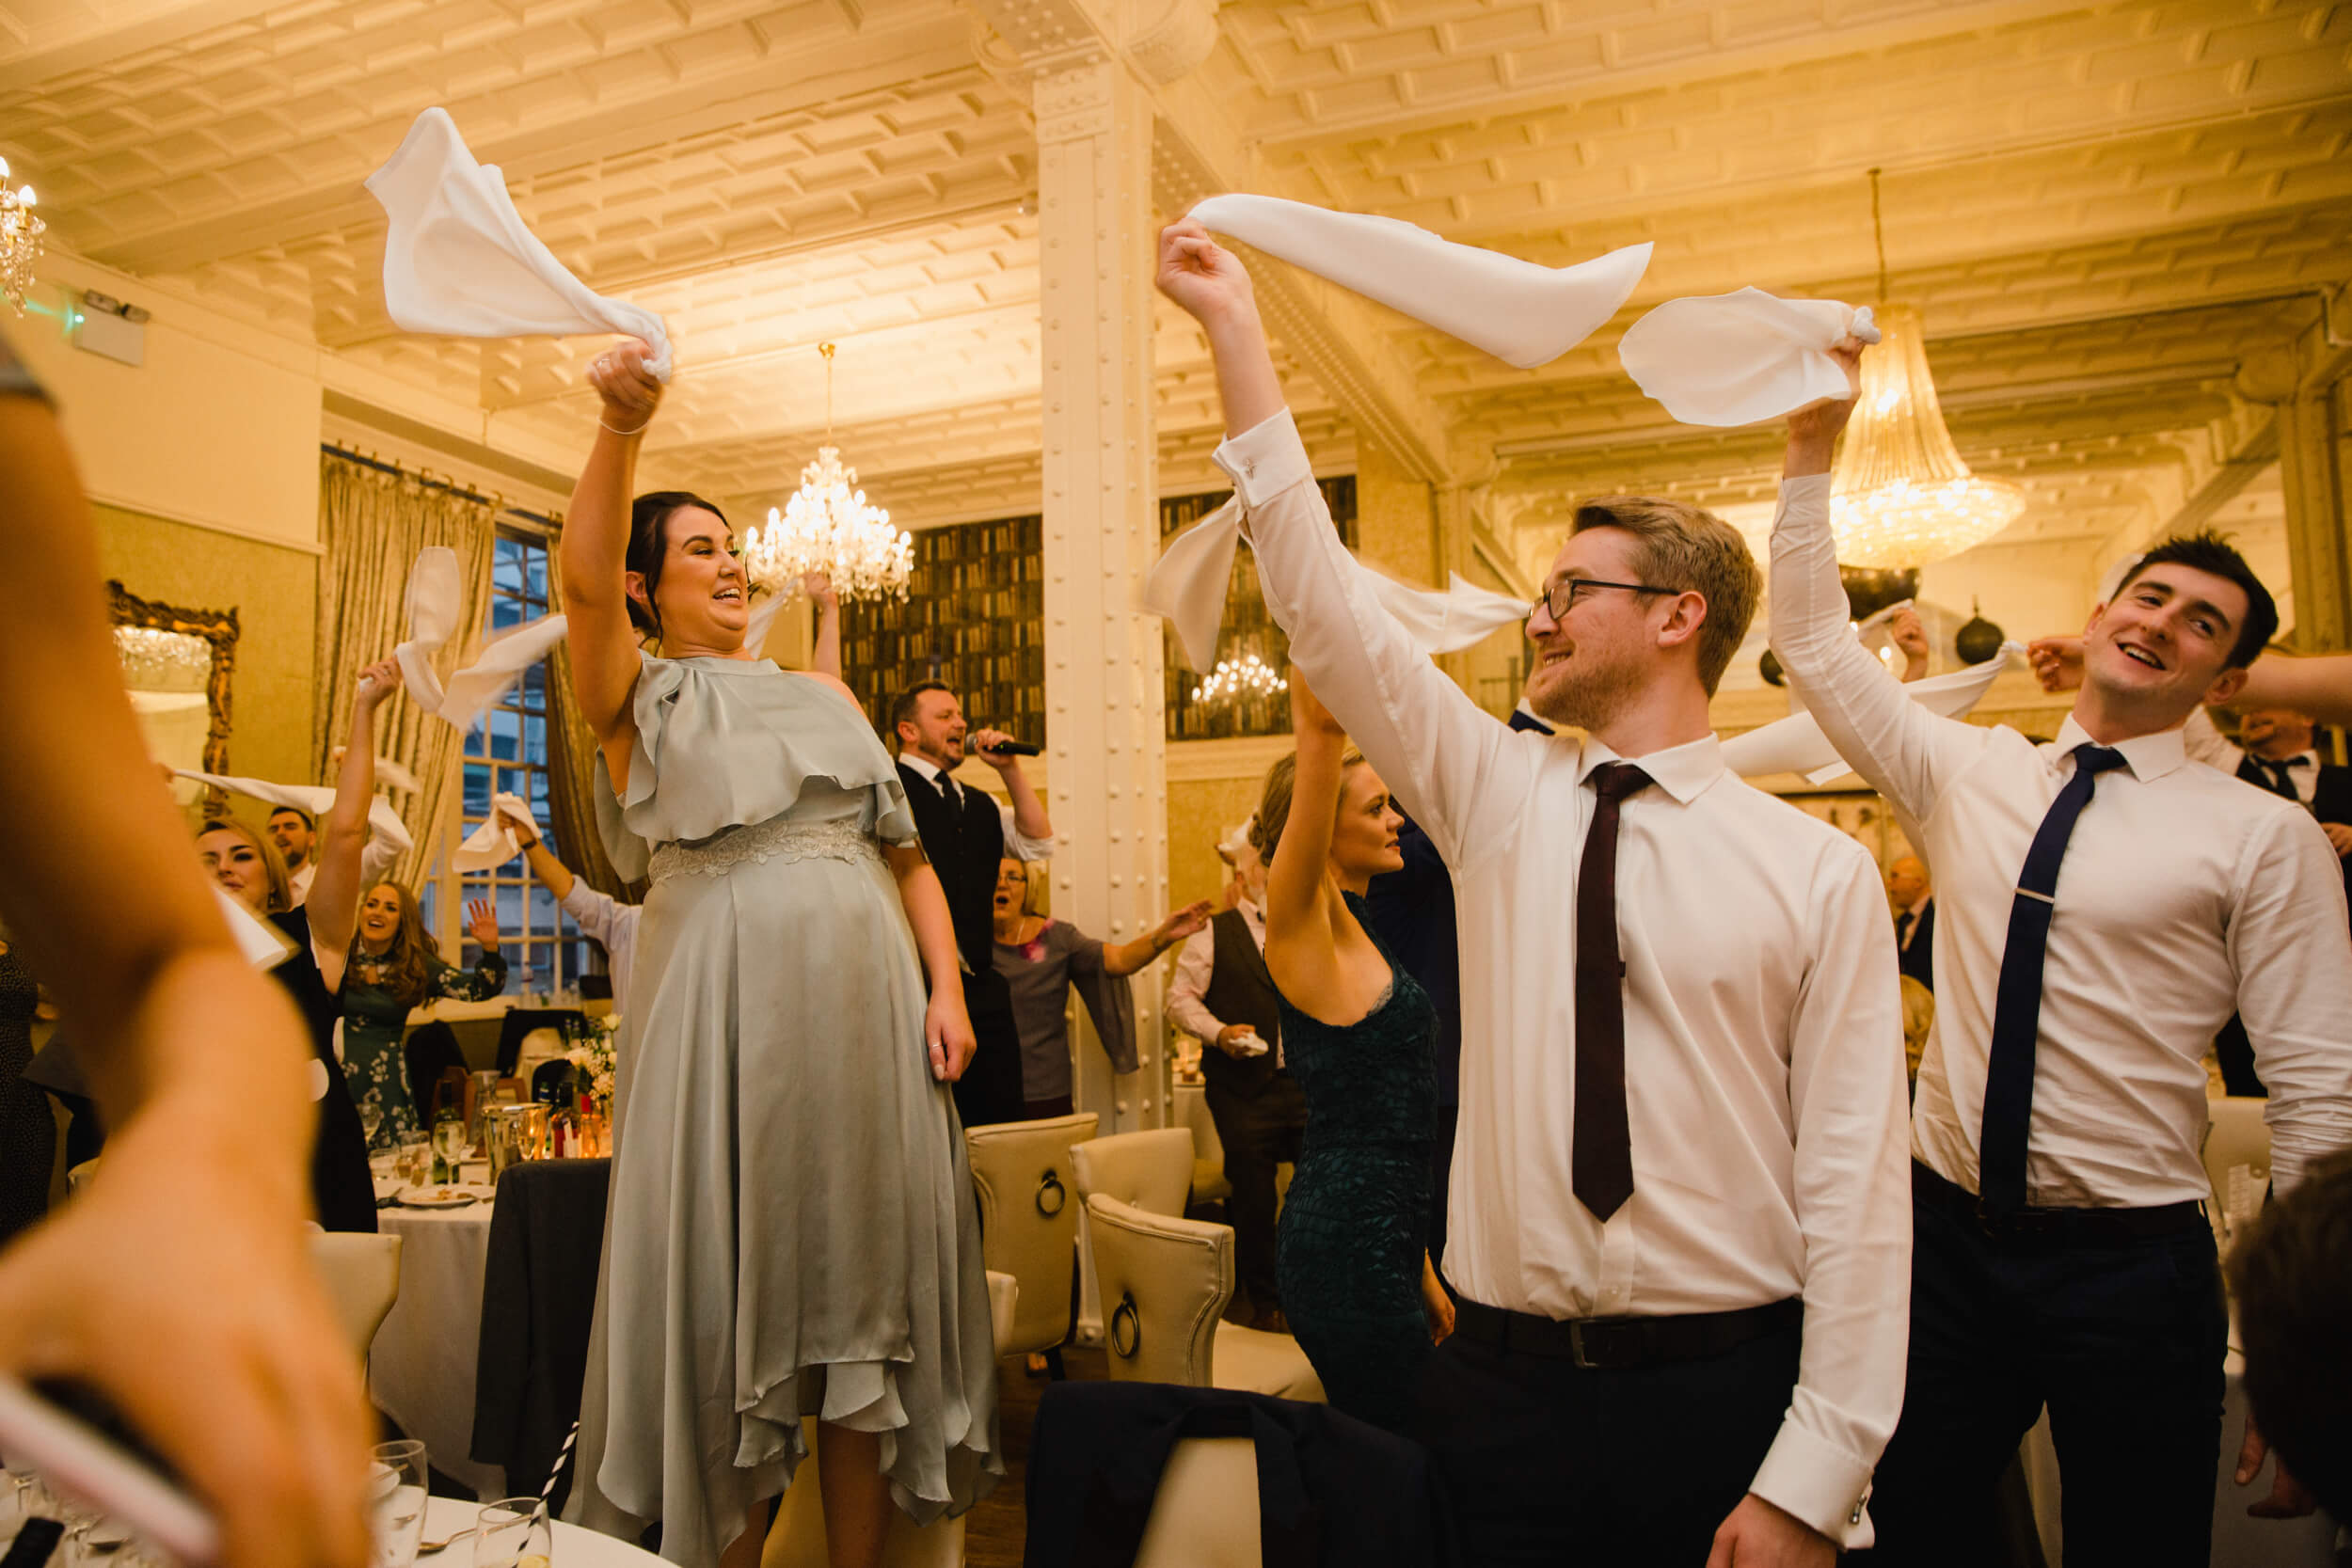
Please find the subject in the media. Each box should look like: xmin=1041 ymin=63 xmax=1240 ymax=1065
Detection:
xmin=963 ymin=1346 xmax=1108 ymax=1568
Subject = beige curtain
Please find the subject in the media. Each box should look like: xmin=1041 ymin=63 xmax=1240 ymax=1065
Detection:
xmin=541 ymin=545 xmax=643 ymax=901
xmin=313 ymin=453 xmax=496 ymax=891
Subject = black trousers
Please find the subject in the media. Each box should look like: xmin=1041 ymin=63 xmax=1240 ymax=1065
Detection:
xmin=1852 ymin=1166 xmax=2227 ymax=1568
xmin=951 ymin=970 xmax=1028 ymax=1129
xmin=1203 ymin=1071 xmax=1306 ymax=1315
xmin=1416 ymin=1311 xmax=1802 ymax=1566
xmin=1426 ymin=1101 xmax=1456 ymax=1275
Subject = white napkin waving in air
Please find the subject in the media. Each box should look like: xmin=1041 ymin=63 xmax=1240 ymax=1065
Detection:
xmin=1724 ymin=641 xmax=2021 ymax=784
xmin=452 ymin=791 xmax=535 ymax=874
xmin=1143 ymin=497 xmax=1528 ymax=672
xmin=1187 ymin=195 xmax=1651 ymax=370
xmin=1618 ymin=288 xmax=1882 ymax=427
xmin=394 ymin=546 xmax=571 ymax=736
xmin=367 ymin=107 xmax=675 ymax=380
xmin=176 ymin=768 xmax=416 ymax=878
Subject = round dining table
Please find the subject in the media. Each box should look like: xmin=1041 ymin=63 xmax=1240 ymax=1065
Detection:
xmin=373 ymin=1193 xmax=502 ymax=1497
xmin=419 ymin=1495 xmax=658 ymax=1568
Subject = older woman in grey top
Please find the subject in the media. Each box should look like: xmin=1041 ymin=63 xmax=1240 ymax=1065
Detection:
xmin=990 ymin=857 xmax=1210 ymax=1121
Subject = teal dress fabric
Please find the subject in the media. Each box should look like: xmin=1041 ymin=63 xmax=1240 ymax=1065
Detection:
xmin=589 ymin=655 xmax=1001 ymax=1567
xmin=340 ymin=950 xmax=505 ymax=1144
xmin=1274 ymin=891 xmax=1440 ymax=1434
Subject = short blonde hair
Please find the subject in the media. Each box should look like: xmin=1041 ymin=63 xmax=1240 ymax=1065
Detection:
xmin=1571 ymin=495 xmax=1761 ymax=694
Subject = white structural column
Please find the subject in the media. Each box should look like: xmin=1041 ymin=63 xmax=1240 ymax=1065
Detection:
xmin=1033 ymin=55 xmax=1171 ymax=1138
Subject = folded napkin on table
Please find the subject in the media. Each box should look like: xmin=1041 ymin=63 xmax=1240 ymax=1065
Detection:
xmin=1618 ymin=288 xmax=1881 ymax=427
xmin=367 ymin=106 xmax=674 ymax=379
xmin=1187 ymin=194 xmax=1651 ymax=370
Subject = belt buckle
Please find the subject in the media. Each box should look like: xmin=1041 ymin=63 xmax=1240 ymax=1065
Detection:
xmin=1568 ymin=1319 xmax=1598 ymax=1370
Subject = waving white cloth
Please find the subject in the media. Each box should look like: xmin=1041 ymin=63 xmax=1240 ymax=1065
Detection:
xmin=216 ymin=888 xmax=295 ymax=970
xmin=1143 ymin=497 xmax=1528 ymax=672
xmin=1187 ymin=195 xmax=1651 ymax=370
xmin=393 ymin=546 xmax=571 ymax=735
xmin=1724 ymin=641 xmax=2021 ymax=784
xmin=452 ymin=790 xmax=534 ymax=874
xmin=176 ymin=768 xmax=415 ymax=880
xmin=367 ymin=107 xmax=675 ymax=380
xmin=1619 ymin=289 xmax=1882 ymax=427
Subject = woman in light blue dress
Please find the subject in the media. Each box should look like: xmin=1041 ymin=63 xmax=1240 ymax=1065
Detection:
xmin=563 ymin=340 xmax=999 ymax=1568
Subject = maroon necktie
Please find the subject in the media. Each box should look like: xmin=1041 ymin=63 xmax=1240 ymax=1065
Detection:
xmin=1574 ymin=761 xmax=1652 ymax=1222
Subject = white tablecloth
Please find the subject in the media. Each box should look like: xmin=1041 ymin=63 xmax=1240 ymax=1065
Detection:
xmin=2020 ymin=1347 xmax=2340 ymax=1566
xmin=374 ymin=1201 xmax=502 ymax=1498
xmin=420 ymin=1496 xmax=659 ymax=1568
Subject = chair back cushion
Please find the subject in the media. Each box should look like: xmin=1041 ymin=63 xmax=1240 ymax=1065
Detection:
xmin=1072 ymin=1129 xmax=1196 ymax=1217
xmin=964 ymin=1112 xmax=1098 ymax=1355
xmin=310 ymin=1230 xmax=404 ymax=1355
xmin=1085 ymin=1193 xmax=1231 ymax=1387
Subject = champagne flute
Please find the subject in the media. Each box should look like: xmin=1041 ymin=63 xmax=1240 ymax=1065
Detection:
xmin=471 ymin=1498 xmax=549 ymax=1568
xmin=359 ymin=1095 xmax=386 ymax=1149
xmin=368 ymin=1441 xmax=426 ymax=1568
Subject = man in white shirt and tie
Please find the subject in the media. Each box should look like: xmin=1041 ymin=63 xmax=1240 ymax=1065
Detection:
xmin=1770 ymin=356 xmax=2352 ymax=1564
xmin=1156 ymin=219 xmax=1911 ymax=1567
xmin=1886 ymin=855 xmax=1934 ymax=991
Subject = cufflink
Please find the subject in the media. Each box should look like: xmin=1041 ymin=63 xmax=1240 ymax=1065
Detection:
xmin=1851 ymin=1482 xmax=1872 ymax=1528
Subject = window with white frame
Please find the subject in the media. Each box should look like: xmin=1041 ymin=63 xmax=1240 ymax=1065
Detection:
xmin=420 ymin=525 xmax=596 ymax=997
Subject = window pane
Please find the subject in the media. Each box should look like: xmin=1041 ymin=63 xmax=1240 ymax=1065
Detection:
xmin=491 ymin=595 xmax=526 ymax=632
xmin=488 ymin=707 xmax=520 ymax=762
xmin=463 ymin=762 xmax=490 ymax=816
xmin=526 ymin=552 xmax=548 ymax=603
xmin=522 ymin=714 xmax=546 ymax=766
xmin=494 ymin=540 xmax=526 ymax=594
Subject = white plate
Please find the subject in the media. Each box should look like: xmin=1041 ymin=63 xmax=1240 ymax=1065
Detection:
xmin=395 ymin=1185 xmax=490 ymax=1209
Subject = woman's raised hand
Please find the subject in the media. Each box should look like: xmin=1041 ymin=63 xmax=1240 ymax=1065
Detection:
xmin=464 ymin=898 xmax=501 ymax=953
xmin=1154 ymin=218 xmax=1256 ymax=328
xmin=588 ymin=339 xmax=663 ymax=435
xmin=355 ymin=657 xmax=401 ymax=711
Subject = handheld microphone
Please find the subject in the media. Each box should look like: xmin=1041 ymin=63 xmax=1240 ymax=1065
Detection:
xmin=977 ymin=738 xmax=1041 ymax=757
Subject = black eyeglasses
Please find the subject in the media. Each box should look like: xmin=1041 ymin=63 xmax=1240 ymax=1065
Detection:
xmin=1529 ymin=578 xmax=1678 ymax=623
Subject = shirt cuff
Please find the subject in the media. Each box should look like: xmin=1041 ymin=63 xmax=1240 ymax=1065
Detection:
xmin=1747 ymin=1418 xmax=1879 ymax=1549
xmin=1212 ymin=407 xmax=1315 ymax=508
xmin=1778 ymin=470 xmax=1834 ymax=503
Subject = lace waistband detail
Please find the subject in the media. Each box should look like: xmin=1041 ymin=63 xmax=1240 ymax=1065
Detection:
xmin=649 ymin=816 xmax=880 ymax=882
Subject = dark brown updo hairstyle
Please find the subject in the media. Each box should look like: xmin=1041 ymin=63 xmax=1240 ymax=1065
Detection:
xmin=626 ymin=491 xmax=733 ymax=642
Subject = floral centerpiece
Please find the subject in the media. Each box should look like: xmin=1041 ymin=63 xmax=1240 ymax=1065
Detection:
xmin=562 ymin=1013 xmax=619 ymax=1103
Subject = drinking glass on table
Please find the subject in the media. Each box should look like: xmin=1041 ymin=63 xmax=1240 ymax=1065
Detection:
xmin=359 ymin=1095 xmax=387 ymax=1148
xmin=368 ymin=1441 xmax=427 ymax=1568
xmin=472 ymin=1498 xmax=550 ymax=1568
xmin=396 ymin=1136 xmax=433 ymax=1187
xmin=431 ymin=1111 xmax=469 ymax=1185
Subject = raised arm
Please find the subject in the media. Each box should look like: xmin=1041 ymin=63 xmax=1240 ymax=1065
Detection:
xmin=308 ymin=660 xmax=399 ymax=990
xmin=1770 ymin=359 xmax=1980 ymax=823
xmin=1103 ymin=901 xmax=1214 ymax=977
xmin=803 ymin=571 xmax=843 ymax=679
xmin=0 ymin=350 xmax=373 ymax=1568
xmin=2033 ymin=636 xmax=2352 ymax=730
xmin=1153 ymin=219 xmax=1516 ymax=869
xmin=1263 ymin=668 xmax=1347 ymax=976
xmin=563 ymin=340 xmax=664 ymax=771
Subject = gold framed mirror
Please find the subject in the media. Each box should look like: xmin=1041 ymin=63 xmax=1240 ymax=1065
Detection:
xmin=106 ymin=580 xmax=238 ymax=780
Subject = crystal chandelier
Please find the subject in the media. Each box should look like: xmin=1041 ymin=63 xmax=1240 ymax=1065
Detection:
xmin=742 ymin=343 xmax=913 ymax=603
xmin=1829 ymin=171 xmax=2024 ymax=570
xmin=1192 ymin=652 xmax=1287 ymax=705
xmin=0 ymin=157 xmax=43 ymax=315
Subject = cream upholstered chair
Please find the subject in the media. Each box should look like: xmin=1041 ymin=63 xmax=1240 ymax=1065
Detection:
xmin=65 ymin=1159 xmax=100 ymax=1196
xmin=510 ymin=1027 xmax=568 ymax=1091
xmin=1085 ymin=1193 xmax=1322 ymax=1402
xmin=1072 ymin=1129 xmax=1196 ymax=1218
xmin=1173 ymin=1081 xmax=1231 ymax=1206
xmin=763 ymin=1268 xmax=1025 ymax=1568
xmin=309 ymin=1230 xmax=404 ymax=1356
xmin=965 ymin=1112 xmax=1097 ymax=1362
xmin=1134 ymin=1437 xmax=1260 ymax=1568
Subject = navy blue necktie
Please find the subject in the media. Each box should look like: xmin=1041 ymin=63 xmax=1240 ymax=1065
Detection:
xmin=1978 ymin=743 xmax=2129 ymax=1215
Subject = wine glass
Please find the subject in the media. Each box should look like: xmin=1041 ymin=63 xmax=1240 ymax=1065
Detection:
xmin=368 ymin=1441 xmax=427 ymax=1568
xmin=358 ymin=1095 xmax=386 ymax=1149
xmin=431 ymin=1113 xmax=468 ymax=1186
xmin=472 ymin=1498 xmax=549 ymax=1568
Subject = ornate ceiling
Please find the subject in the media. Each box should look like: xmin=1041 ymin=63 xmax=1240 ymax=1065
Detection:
xmin=3 ymin=0 xmax=2344 ymax=601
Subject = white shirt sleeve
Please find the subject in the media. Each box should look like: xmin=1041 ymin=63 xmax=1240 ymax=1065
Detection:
xmin=2229 ymin=808 xmax=2352 ymax=1194
xmin=1165 ymin=927 xmax=1225 ymax=1043
xmin=1746 ymin=846 xmax=1915 ymax=1543
xmin=2181 ymin=706 xmax=2243 ymax=773
xmin=1767 ymin=473 xmax=1988 ymax=823
xmin=559 ymin=879 xmax=630 ymax=954
xmin=1221 ymin=408 xmax=1529 ymax=872
xmin=1000 ymin=802 xmax=1054 ymax=863
xmin=358 ymin=832 xmax=403 ymax=889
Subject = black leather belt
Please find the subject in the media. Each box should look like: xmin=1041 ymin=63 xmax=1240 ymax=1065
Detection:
xmin=1913 ymin=1161 xmax=2207 ymax=1244
xmin=1452 ymin=1295 xmax=1801 ymax=1370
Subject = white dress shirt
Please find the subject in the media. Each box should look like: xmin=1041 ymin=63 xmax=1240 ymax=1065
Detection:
xmin=1224 ymin=409 xmax=1911 ymax=1544
xmin=560 ymin=880 xmax=642 ymax=1017
xmin=285 ymin=833 xmax=405 ymax=909
xmin=1770 ymin=471 xmax=2352 ymax=1204
xmin=1166 ymin=897 xmax=1267 ymax=1045
xmin=897 ymin=751 xmax=1054 ymax=862
xmin=288 ymin=860 xmax=316 ymax=907
xmin=2184 ymin=709 xmax=2328 ymax=808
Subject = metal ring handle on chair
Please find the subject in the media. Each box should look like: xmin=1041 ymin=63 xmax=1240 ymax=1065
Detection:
xmin=1036 ymin=1168 xmax=1066 ymax=1217
xmin=1109 ymin=1292 xmax=1142 ymax=1360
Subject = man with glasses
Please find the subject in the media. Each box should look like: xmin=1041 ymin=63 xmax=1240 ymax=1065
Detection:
xmin=1156 ymin=217 xmax=1910 ymax=1567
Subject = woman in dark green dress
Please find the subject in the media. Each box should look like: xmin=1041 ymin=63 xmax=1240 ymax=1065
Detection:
xmin=0 ymin=930 xmax=53 ymax=1245
xmin=1259 ymin=670 xmax=1454 ymax=1434
xmin=341 ymin=884 xmax=505 ymax=1145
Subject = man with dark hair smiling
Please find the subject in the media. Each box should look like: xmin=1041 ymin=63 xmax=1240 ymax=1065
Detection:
xmin=269 ymin=803 xmax=318 ymax=905
xmin=1772 ymin=346 xmax=2352 ymax=1565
